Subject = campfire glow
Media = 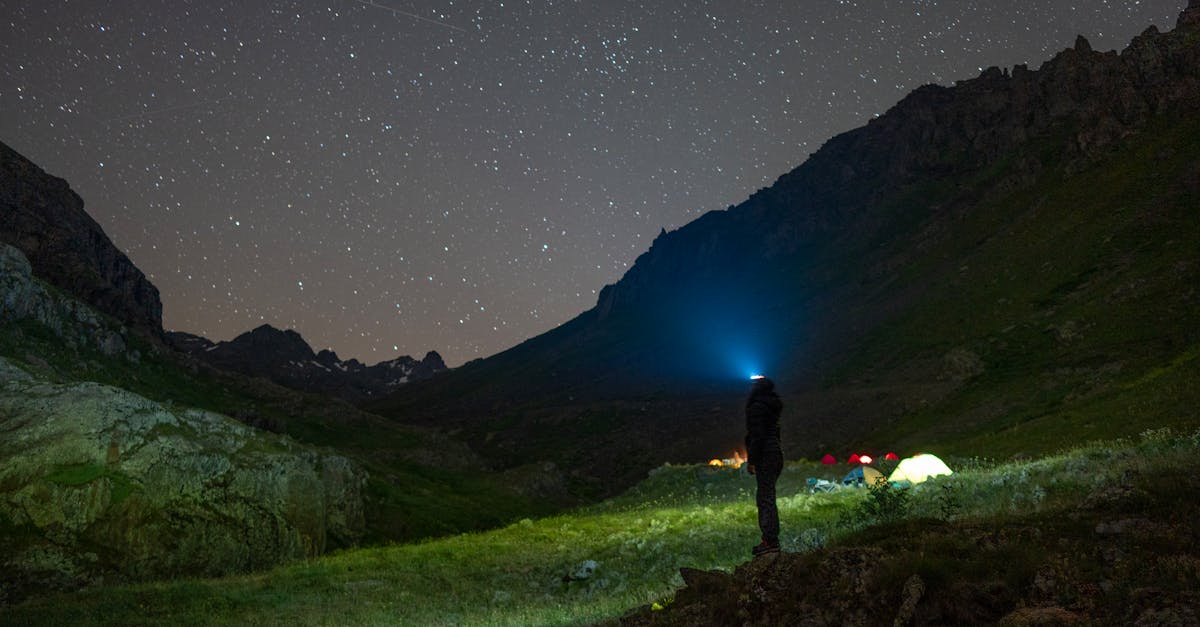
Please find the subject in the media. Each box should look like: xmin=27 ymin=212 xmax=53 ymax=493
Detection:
xmin=708 ymin=451 xmax=747 ymax=468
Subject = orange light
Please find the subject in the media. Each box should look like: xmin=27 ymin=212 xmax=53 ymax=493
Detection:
xmin=708 ymin=451 xmax=747 ymax=468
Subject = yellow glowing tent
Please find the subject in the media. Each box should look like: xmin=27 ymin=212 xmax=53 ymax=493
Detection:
xmin=888 ymin=453 xmax=953 ymax=484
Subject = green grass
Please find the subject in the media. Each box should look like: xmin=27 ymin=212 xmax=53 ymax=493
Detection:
xmin=44 ymin=464 xmax=137 ymax=506
xmin=7 ymin=428 xmax=1197 ymax=625
xmin=821 ymin=112 xmax=1200 ymax=457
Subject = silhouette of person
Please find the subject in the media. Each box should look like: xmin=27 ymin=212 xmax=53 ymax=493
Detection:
xmin=745 ymin=376 xmax=783 ymax=556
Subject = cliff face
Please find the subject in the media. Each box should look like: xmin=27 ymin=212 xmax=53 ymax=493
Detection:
xmin=374 ymin=9 xmax=1200 ymax=492
xmin=0 ymin=141 xmax=162 ymax=333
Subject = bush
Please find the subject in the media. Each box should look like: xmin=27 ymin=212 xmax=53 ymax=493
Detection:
xmin=933 ymin=482 xmax=961 ymax=521
xmin=857 ymin=479 xmax=911 ymax=522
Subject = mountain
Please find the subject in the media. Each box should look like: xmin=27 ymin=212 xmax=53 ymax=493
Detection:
xmin=166 ymin=325 xmax=447 ymax=402
xmin=1 ymin=238 xmax=558 ymax=600
xmin=0 ymin=141 xmax=162 ymax=334
xmin=371 ymin=7 xmax=1200 ymax=494
xmin=0 ymin=244 xmax=366 ymax=605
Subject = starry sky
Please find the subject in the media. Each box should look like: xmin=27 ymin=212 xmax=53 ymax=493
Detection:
xmin=0 ymin=1 xmax=1186 ymax=366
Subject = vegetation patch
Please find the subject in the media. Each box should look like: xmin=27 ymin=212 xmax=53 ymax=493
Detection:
xmin=44 ymin=464 xmax=137 ymax=506
xmin=6 ymin=429 xmax=1197 ymax=625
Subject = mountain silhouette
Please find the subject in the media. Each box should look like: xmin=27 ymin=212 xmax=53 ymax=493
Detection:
xmin=168 ymin=325 xmax=446 ymax=401
xmin=371 ymin=8 xmax=1200 ymax=494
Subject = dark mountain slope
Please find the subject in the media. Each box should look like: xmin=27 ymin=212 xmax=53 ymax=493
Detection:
xmin=372 ymin=9 xmax=1200 ymax=494
xmin=166 ymin=325 xmax=446 ymax=402
xmin=0 ymin=141 xmax=162 ymax=333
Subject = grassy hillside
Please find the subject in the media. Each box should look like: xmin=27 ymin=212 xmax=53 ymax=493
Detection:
xmin=824 ymin=114 xmax=1200 ymax=457
xmin=369 ymin=109 xmax=1200 ymax=501
xmin=0 ymin=313 xmax=556 ymax=543
xmin=5 ymin=428 xmax=1197 ymax=625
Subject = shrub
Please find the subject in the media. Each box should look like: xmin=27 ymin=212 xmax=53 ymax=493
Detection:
xmin=857 ymin=479 xmax=911 ymax=522
xmin=933 ymin=482 xmax=962 ymax=521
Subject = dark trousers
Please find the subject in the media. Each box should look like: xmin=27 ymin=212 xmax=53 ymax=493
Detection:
xmin=755 ymin=452 xmax=783 ymax=544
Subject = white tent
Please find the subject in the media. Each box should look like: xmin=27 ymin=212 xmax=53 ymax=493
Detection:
xmin=888 ymin=453 xmax=953 ymax=484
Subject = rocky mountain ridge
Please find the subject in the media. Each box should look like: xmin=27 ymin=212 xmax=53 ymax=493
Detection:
xmin=597 ymin=9 xmax=1200 ymax=332
xmin=0 ymin=140 xmax=162 ymax=334
xmin=167 ymin=325 xmax=446 ymax=402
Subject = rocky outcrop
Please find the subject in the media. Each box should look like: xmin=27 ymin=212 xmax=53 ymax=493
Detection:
xmin=166 ymin=325 xmax=446 ymax=402
xmin=622 ymin=482 xmax=1200 ymax=626
xmin=0 ymin=244 xmax=134 ymax=360
xmin=0 ymin=356 xmax=366 ymax=606
xmin=0 ymin=141 xmax=162 ymax=333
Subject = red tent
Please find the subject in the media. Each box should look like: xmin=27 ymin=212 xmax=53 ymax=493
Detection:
xmin=884 ymin=452 xmax=900 ymax=461
xmin=821 ymin=454 xmax=837 ymax=465
xmin=848 ymin=453 xmax=861 ymax=464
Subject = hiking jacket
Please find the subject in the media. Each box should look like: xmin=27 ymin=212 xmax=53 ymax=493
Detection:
xmin=744 ymin=379 xmax=783 ymax=467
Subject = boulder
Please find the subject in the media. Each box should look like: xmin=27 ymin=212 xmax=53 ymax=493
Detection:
xmin=0 ymin=357 xmax=366 ymax=605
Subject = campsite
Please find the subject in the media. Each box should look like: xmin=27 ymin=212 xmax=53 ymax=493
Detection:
xmin=5 ymin=428 xmax=1198 ymax=625
xmin=3 ymin=1 xmax=1199 ymax=624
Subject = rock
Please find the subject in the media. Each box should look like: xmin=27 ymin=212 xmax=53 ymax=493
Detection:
xmin=894 ymin=574 xmax=926 ymax=626
xmin=571 ymin=559 xmax=599 ymax=580
xmin=1032 ymin=565 xmax=1059 ymax=602
xmin=679 ymin=566 xmax=731 ymax=591
xmin=999 ymin=606 xmax=1080 ymax=626
xmin=0 ymin=356 xmax=366 ymax=606
xmin=0 ymin=141 xmax=162 ymax=333
xmin=1136 ymin=606 xmax=1198 ymax=627
xmin=1095 ymin=518 xmax=1155 ymax=535
xmin=943 ymin=348 xmax=985 ymax=382
xmin=96 ymin=330 xmax=125 ymax=357
xmin=1 ymin=244 xmax=132 ymax=359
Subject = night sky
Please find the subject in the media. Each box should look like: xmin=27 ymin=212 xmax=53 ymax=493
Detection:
xmin=0 ymin=1 xmax=1185 ymax=366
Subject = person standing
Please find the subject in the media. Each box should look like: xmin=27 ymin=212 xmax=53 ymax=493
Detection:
xmin=745 ymin=375 xmax=783 ymax=556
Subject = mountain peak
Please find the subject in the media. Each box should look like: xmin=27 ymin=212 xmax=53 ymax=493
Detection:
xmin=231 ymin=325 xmax=315 ymax=361
xmin=168 ymin=326 xmax=448 ymax=401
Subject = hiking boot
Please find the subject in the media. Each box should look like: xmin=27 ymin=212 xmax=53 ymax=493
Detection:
xmin=751 ymin=541 xmax=780 ymax=557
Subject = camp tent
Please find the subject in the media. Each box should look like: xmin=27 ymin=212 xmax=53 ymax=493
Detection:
xmin=842 ymin=466 xmax=885 ymax=487
xmin=820 ymin=454 xmax=837 ymax=465
xmin=848 ymin=453 xmax=861 ymax=464
xmin=888 ymin=453 xmax=953 ymax=484
xmin=884 ymin=452 xmax=900 ymax=461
